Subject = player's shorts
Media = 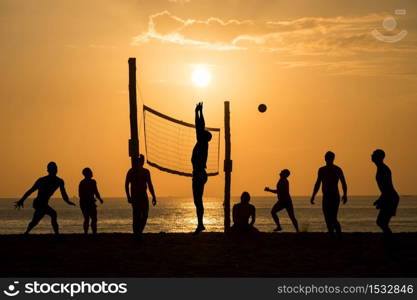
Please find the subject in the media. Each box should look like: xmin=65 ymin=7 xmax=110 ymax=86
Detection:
xmin=131 ymin=193 xmax=149 ymax=211
xmin=80 ymin=199 xmax=97 ymax=209
xmin=375 ymin=193 xmax=400 ymax=216
xmin=271 ymin=199 xmax=293 ymax=212
xmin=32 ymin=199 xmax=56 ymax=217
xmin=80 ymin=200 xmax=97 ymax=218
xmin=192 ymin=170 xmax=208 ymax=185
xmin=32 ymin=198 xmax=52 ymax=210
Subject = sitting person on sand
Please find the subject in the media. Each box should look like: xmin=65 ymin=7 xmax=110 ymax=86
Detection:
xmin=265 ymin=169 xmax=299 ymax=232
xmin=231 ymin=192 xmax=258 ymax=232
xmin=79 ymin=167 xmax=104 ymax=234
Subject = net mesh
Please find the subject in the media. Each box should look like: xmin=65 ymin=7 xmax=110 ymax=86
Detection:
xmin=143 ymin=105 xmax=220 ymax=177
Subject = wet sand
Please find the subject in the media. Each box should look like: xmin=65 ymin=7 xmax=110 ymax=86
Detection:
xmin=0 ymin=232 xmax=416 ymax=277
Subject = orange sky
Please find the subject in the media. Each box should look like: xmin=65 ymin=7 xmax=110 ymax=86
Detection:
xmin=1 ymin=0 xmax=416 ymax=198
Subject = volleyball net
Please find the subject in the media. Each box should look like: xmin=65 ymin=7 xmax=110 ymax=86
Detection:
xmin=143 ymin=105 xmax=221 ymax=177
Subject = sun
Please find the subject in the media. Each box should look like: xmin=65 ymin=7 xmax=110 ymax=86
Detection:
xmin=191 ymin=67 xmax=211 ymax=87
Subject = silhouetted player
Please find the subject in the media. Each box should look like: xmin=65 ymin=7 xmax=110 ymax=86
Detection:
xmin=191 ymin=102 xmax=212 ymax=235
xmin=310 ymin=151 xmax=347 ymax=235
xmin=265 ymin=169 xmax=299 ymax=232
xmin=231 ymin=192 xmax=258 ymax=232
xmin=371 ymin=149 xmax=399 ymax=235
xmin=79 ymin=168 xmax=103 ymax=234
xmin=14 ymin=162 xmax=76 ymax=234
xmin=125 ymin=154 xmax=156 ymax=236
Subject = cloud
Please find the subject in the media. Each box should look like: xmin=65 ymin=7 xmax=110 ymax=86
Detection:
xmin=132 ymin=11 xmax=416 ymax=75
xmin=133 ymin=11 xmax=416 ymax=54
xmin=132 ymin=11 xmax=251 ymax=50
xmin=232 ymin=14 xmax=417 ymax=57
xmin=167 ymin=0 xmax=191 ymax=3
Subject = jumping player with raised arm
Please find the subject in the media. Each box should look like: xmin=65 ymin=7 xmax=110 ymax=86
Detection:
xmin=191 ymin=102 xmax=212 ymax=235
xmin=14 ymin=162 xmax=76 ymax=235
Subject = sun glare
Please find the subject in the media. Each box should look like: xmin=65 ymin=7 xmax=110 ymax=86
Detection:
xmin=191 ymin=67 xmax=211 ymax=87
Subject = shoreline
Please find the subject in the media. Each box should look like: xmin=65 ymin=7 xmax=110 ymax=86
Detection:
xmin=1 ymin=232 xmax=416 ymax=277
xmin=1 ymin=195 xmax=416 ymax=202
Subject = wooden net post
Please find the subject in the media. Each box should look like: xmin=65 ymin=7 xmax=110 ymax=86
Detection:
xmin=128 ymin=57 xmax=139 ymax=169
xmin=224 ymin=101 xmax=232 ymax=232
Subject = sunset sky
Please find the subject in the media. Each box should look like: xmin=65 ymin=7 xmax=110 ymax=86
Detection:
xmin=1 ymin=0 xmax=416 ymax=198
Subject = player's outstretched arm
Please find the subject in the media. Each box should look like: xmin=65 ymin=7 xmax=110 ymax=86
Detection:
xmin=195 ymin=102 xmax=205 ymax=139
xmin=310 ymin=170 xmax=322 ymax=204
xmin=250 ymin=206 xmax=256 ymax=226
xmin=147 ymin=170 xmax=157 ymax=206
xmin=195 ymin=103 xmax=201 ymax=130
xmin=15 ymin=181 xmax=39 ymax=208
xmin=199 ymin=102 xmax=205 ymax=129
xmin=232 ymin=205 xmax=238 ymax=225
xmin=264 ymin=187 xmax=277 ymax=194
xmin=125 ymin=170 xmax=132 ymax=204
xmin=60 ymin=180 xmax=75 ymax=206
xmin=94 ymin=181 xmax=104 ymax=204
xmin=340 ymin=169 xmax=348 ymax=204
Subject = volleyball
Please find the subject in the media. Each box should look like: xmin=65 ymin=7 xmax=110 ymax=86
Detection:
xmin=258 ymin=104 xmax=267 ymax=113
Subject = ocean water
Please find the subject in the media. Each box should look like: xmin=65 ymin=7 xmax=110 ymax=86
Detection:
xmin=0 ymin=196 xmax=416 ymax=234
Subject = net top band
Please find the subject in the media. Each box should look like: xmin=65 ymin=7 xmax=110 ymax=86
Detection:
xmin=143 ymin=105 xmax=221 ymax=132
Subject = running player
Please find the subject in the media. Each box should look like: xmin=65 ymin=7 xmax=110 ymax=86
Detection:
xmin=265 ymin=169 xmax=299 ymax=232
xmin=14 ymin=162 xmax=76 ymax=234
